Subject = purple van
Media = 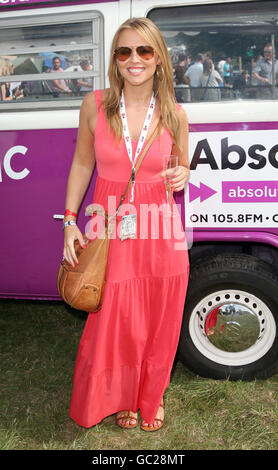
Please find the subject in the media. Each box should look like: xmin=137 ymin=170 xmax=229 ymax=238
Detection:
xmin=1 ymin=0 xmax=278 ymax=381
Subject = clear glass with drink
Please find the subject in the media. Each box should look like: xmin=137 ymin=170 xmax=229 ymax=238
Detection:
xmin=163 ymin=155 xmax=178 ymax=216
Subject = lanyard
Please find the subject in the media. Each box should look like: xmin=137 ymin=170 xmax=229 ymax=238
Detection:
xmin=120 ymin=90 xmax=156 ymax=202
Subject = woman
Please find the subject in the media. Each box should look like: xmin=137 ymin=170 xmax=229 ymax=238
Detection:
xmin=174 ymin=66 xmax=191 ymax=102
xmin=1 ymin=61 xmax=13 ymax=101
xmin=199 ymin=58 xmax=223 ymax=101
xmin=64 ymin=17 xmax=190 ymax=431
xmin=1 ymin=81 xmax=13 ymax=101
xmin=1 ymin=60 xmax=24 ymax=101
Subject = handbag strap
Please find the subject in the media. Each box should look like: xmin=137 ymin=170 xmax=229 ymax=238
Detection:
xmin=114 ymin=123 xmax=161 ymax=216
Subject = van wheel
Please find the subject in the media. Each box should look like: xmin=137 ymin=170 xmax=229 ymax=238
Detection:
xmin=178 ymin=254 xmax=278 ymax=380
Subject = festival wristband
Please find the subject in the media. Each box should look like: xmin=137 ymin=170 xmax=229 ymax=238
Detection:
xmin=64 ymin=209 xmax=77 ymax=218
xmin=63 ymin=220 xmax=77 ymax=230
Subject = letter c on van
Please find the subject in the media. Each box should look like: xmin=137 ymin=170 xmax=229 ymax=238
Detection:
xmin=0 ymin=145 xmax=30 ymax=182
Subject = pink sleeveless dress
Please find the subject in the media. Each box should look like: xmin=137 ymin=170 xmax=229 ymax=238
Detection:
xmin=69 ymin=90 xmax=189 ymax=427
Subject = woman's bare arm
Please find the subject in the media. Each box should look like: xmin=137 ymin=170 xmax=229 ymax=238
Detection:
xmin=63 ymin=92 xmax=97 ymax=266
xmin=1 ymin=84 xmax=13 ymax=101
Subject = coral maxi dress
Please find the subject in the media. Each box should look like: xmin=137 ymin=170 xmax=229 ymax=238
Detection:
xmin=69 ymin=90 xmax=190 ymax=427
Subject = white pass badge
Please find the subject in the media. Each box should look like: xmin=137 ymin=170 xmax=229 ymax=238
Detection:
xmin=120 ymin=214 xmax=137 ymax=241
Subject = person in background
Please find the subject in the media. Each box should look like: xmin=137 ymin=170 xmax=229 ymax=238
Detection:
xmin=1 ymin=66 xmax=13 ymax=101
xmin=174 ymin=52 xmax=190 ymax=102
xmin=203 ymin=51 xmax=212 ymax=61
xmin=199 ymin=58 xmax=223 ymax=101
xmin=252 ymin=43 xmax=278 ymax=99
xmin=217 ymin=57 xmax=225 ymax=78
xmin=185 ymin=53 xmax=204 ymax=101
xmin=174 ymin=65 xmax=191 ymax=102
xmin=50 ymin=56 xmax=72 ymax=95
xmin=0 ymin=61 xmax=23 ymax=101
xmin=233 ymin=70 xmax=249 ymax=98
xmin=174 ymin=53 xmax=187 ymax=77
xmin=77 ymin=60 xmax=94 ymax=94
xmin=223 ymin=57 xmax=232 ymax=86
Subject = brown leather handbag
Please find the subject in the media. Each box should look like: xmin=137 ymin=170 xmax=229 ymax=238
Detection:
xmin=57 ymin=126 xmax=159 ymax=312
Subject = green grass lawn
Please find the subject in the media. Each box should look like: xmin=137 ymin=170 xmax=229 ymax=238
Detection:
xmin=1 ymin=299 xmax=278 ymax=451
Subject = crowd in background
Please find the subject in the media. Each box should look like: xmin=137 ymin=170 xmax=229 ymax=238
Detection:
xmin=1 ymin=42 xmax=278 ymax=102
xmin=0 ymin=55 xmax=93 ymax=101
xmin=172 ymin=42 xmax=278 ymax=102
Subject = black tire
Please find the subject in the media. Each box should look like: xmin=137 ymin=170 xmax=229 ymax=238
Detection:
xmin=178 ymin=254 xmax=278 ymax=380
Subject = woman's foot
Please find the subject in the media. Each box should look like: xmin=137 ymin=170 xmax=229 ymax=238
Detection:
xmin=116 ymin=410 xmax=138 ymax=429
xmin=140 ymin=401 xmax=164 ymax=432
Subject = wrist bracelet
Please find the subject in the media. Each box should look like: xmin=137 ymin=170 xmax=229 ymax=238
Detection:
xmin=64 ymin=209 xmax=77 ymax=218
xmin=63 ymin=220 xmax=77 ymax=230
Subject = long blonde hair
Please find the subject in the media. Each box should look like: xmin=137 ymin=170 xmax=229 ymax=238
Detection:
xmin=0 ymin=58 xmax=13 ymax=76
xmin=103 ymin=17 xmax=182 ymax=149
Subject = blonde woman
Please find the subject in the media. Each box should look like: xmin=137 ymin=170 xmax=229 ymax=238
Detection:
xmin=1 ymin=60 xmax=14 ymax=101
xmin=1 ymin=59 xmax=23 ymax=101
xmin=65 ymin=17 xmax=190 ymax=431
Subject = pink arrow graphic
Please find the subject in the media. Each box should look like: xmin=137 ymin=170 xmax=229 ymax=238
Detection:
xmin=189 ymin=182 xmax=217 ymax=203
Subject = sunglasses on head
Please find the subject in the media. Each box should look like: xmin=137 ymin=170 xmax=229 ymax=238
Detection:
xmin=114 ymin=45 xmax=155 ymax=61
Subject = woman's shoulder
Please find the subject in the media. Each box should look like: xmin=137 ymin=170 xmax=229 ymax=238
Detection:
xmin=80 ymin=89 xmax=111 ymax=133
xmin=79 ymin=92 xmax=97 ymax=120
xmin=91 ymin=88 xmax=110 ymax=102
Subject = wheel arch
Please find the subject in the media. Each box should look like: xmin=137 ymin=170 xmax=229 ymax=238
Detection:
xmin=189 ymin=240 xmax=278 ymax=272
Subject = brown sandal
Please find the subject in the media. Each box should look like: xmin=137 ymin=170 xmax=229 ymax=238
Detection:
xmin=140 ymin=403 xmax=165 ymax=432
xmin=116 ymin=410 xmax=138 ymax=429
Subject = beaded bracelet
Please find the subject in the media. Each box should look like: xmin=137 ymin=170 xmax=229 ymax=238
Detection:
xmin=63 ymin=220 xmax=77 ymax=230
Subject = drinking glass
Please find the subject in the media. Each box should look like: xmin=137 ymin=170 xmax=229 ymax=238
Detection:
xmin=163 ymin=155 xmax=178 ymax=216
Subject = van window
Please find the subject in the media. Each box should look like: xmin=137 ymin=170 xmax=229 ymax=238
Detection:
xmin=0 ymin=11 xmax=103 ymax=108
xmin=148 ymin=0 xmax=278 ymax=103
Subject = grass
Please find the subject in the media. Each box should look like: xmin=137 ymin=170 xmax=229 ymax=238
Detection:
xmin=1 ymin=299 xmax=278 ymax=451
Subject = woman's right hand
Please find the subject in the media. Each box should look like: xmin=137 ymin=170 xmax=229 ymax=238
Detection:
xmin=63 ymin=224 xmax=87 ymax=268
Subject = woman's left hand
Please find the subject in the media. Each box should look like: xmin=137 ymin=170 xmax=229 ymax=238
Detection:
xmin=161 ymin=165 xmax=190 ymax=192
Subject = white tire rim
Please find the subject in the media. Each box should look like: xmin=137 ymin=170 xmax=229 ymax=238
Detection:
xmin=189 ymin=289 xmax=276 ymax=366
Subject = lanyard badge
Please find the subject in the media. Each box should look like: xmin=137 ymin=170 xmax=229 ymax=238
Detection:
xmin=119 ymin=91 xmax=156 ymax=241
xmin=120 ymin=91 xmax=156 ymax=203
